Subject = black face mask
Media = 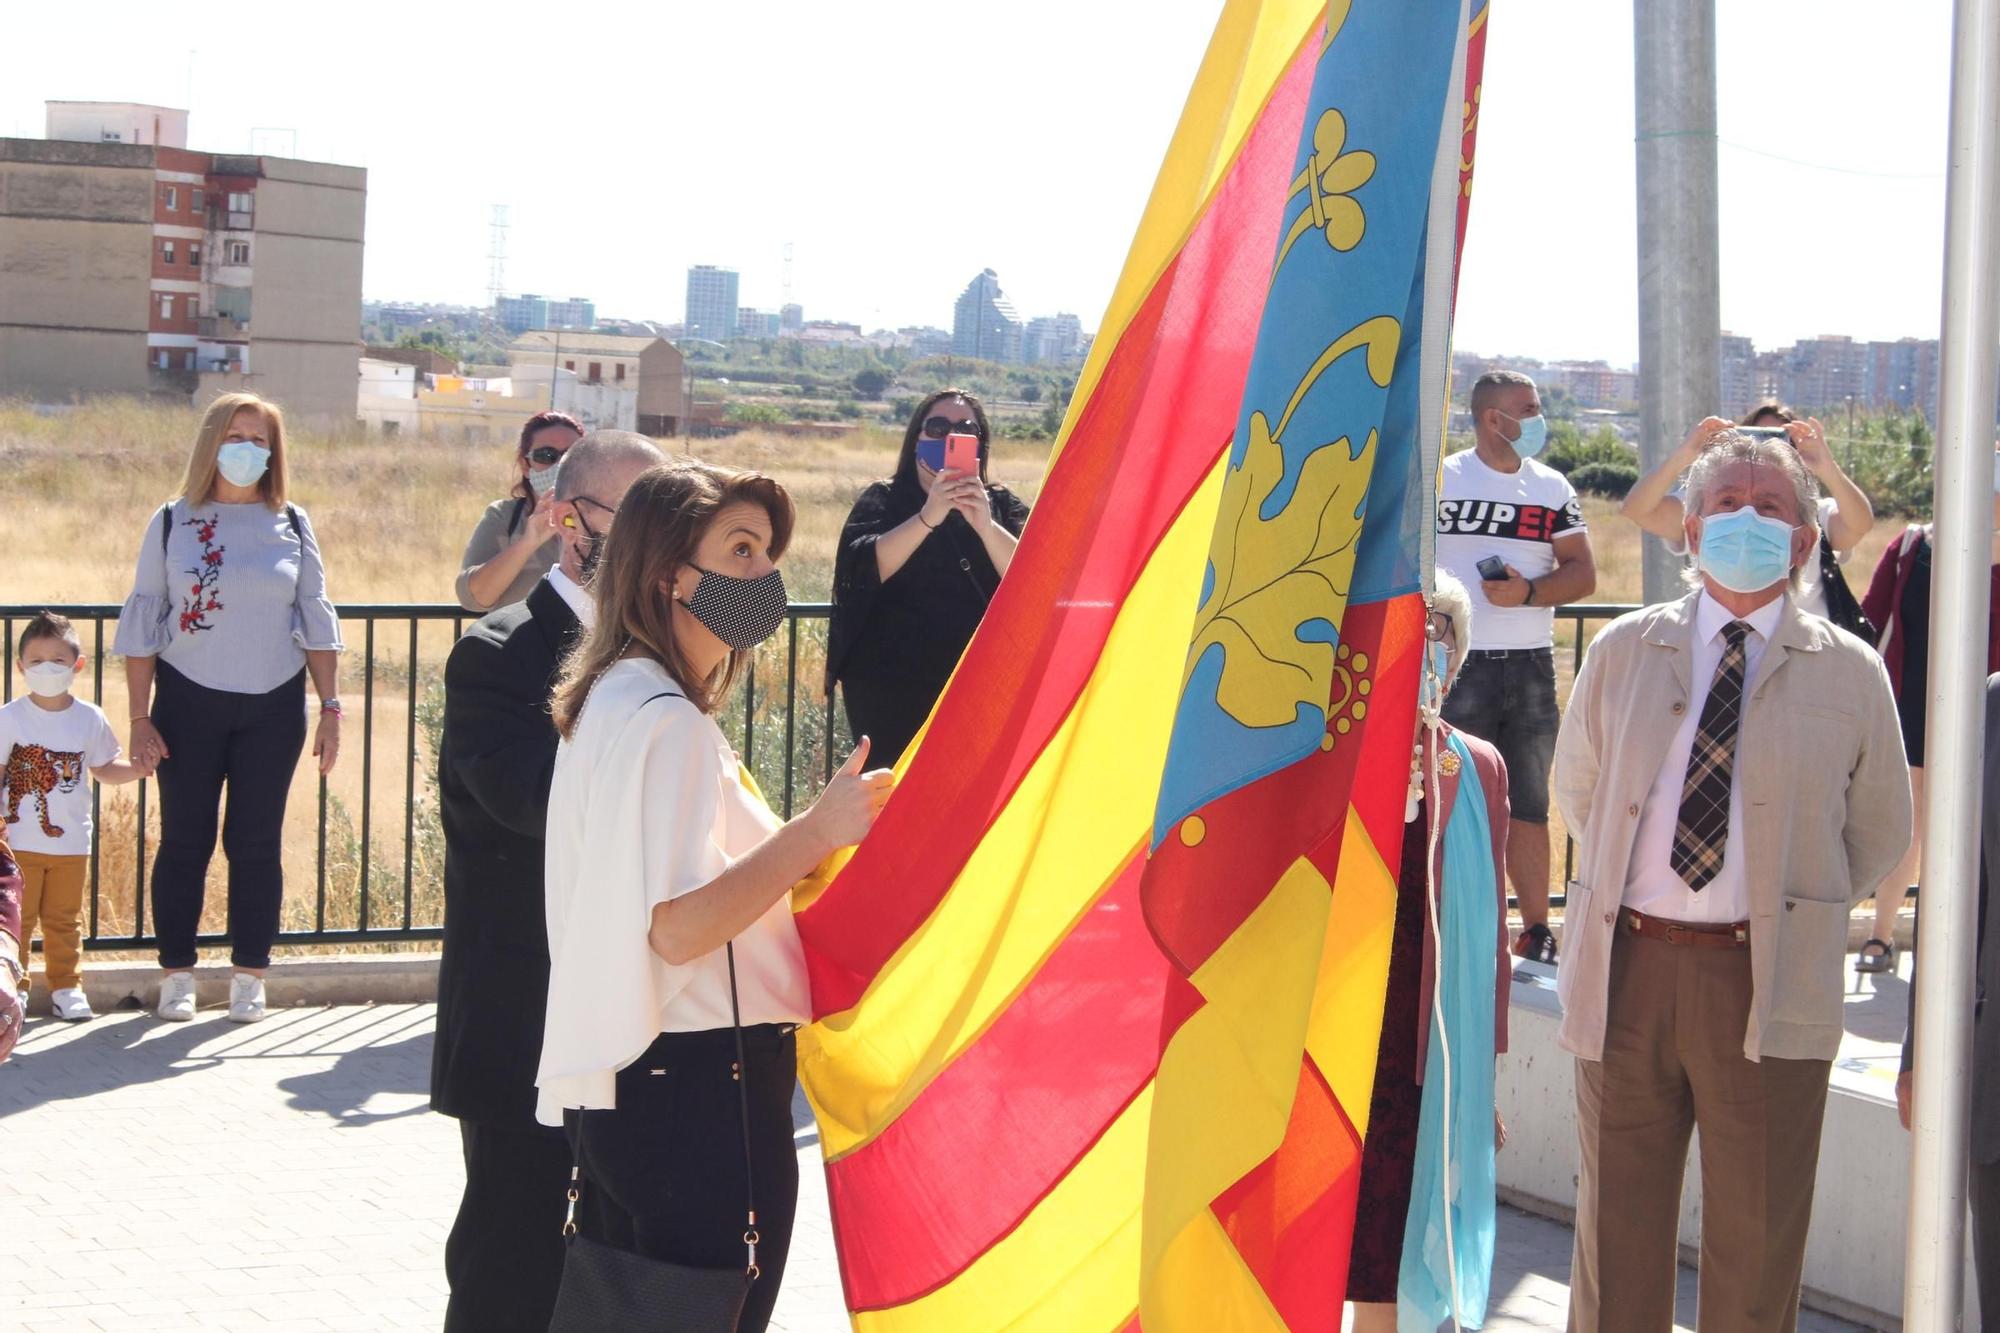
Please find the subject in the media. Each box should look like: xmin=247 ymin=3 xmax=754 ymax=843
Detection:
xmin=684 ymin=566 xmax=788 ymax=651
xmin=574 ymin=507 xmax=606 ymax=585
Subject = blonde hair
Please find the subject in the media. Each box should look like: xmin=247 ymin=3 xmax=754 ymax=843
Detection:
xmin=551 ymin=462 xmax=796 ymax=737
xmin=180 ymin=392 xmax=289 ymax=510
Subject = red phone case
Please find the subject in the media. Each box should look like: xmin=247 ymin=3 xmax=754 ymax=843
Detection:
xmin=944 ymin=433 xmax=980 ymax=476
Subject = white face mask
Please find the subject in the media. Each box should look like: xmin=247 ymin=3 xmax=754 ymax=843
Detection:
xmin=529 ymin=466 xmax=560 ymax=498
xmin=24 ymin=661 xmax=76 ymax=698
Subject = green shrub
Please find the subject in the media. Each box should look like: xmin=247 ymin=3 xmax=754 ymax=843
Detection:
xmin=1569 ymin=461 xmax=1639 ymax=498
xmin=1542 ymin=424 xmax=1634 ymax=477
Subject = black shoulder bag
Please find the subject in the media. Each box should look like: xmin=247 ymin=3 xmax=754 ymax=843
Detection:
xmin=1817 ymin=531 xmax=1877 ymax=642
xmin=550 ymin=689 xmax=761 ymax=1332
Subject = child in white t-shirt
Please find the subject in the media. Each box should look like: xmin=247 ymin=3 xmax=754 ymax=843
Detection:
xmin=1 ymin=612 xmax=151 ymax=1021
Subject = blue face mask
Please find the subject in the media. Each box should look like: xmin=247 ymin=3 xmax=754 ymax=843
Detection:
xmin=1502 ymin=412 xmax=1548 ymax=460
xmin=1420 ymin=638 xmax=1451 ymax=715
xmin=1696 ymin=505 xmax=1797 ymax=594
xmin=216 ymin=440 xmax=270 ymax=488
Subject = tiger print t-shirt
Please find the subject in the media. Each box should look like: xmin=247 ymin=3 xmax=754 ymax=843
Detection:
xmin=0 ymin=695 xmax=121 ymax=856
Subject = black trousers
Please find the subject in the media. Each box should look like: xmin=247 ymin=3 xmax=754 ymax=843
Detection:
xmin=149 ymin=662 xmax=306 ymax=970
xmin=443 ymin=1118 xmax=572 ymax=1333
xmin=564 ymin=1025 xmax=800 ymax=1333
xmin=1974 ymin=1154 xmax=2000 ymax=1330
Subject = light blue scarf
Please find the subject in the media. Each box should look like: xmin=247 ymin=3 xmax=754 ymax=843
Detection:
xmin=1397 ymin=730 xmax=1500 ymax=1331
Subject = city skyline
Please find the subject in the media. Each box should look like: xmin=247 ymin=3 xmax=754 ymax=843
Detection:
xmin=4 ymin=1 xmax=1954 ymax=368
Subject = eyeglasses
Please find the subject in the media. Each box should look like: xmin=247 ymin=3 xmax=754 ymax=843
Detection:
xmin=921 ymin=415 xmax=977 ymax=440
xmin=528 ymin=446 xmax=567 ymax=466
xmin=1424 ymin=611 xmax=1453 ymax=642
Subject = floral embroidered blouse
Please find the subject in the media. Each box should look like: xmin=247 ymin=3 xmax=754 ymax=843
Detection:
xmin=114 ymin=499 xmax=344 ymax=694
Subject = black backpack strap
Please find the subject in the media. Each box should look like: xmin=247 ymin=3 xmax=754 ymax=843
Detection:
xmin=285 ymin=504 xmax=302 ymax=540
xmin=506 ymin=496 xmax=528 ymax=539
xmin=158 ymin=501 xmax=176 ymax=558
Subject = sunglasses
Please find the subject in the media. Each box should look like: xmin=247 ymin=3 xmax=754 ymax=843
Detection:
xmin=921 ymin=415 xmax=977 ymax=441
xmin=527 ymin=445 xmax=567 ymax=466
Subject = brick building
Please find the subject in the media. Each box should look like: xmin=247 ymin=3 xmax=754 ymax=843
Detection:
xmin=0 ymin=102 xmax=365 ymax=420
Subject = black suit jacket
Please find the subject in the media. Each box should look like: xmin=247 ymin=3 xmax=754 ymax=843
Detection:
xmin=1904 ymin=672 xmax=2000 ymax=1165
xmin=431 ymin=579 xmax=580 ymax=1127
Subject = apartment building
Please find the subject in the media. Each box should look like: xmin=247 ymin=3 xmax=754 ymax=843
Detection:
xmin=0 ymin=101 xmax=365 ymax=419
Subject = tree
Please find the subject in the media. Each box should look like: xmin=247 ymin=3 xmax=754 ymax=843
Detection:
xmin=853 ymin=368 xmax=892 ymax=400
xmin=1020 ymin=382 xmax=1042 ymax=403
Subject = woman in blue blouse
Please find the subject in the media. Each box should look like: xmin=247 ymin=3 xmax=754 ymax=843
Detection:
xmin=115 ymin=393 xmax=345 ymax=1024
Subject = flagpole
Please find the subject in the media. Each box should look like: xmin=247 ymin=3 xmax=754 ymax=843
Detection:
xmin=1905 ymin=0 xmax=2000 ymax=1325
xmin=1632 ymin=0 xmax=1720 ymax=605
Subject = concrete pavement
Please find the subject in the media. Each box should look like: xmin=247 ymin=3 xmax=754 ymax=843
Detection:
xmin=0 ymin=1001 xmax=1869 ymax=1331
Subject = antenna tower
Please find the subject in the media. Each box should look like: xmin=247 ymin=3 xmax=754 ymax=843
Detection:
xmin=487 ymin=205 xmax=511 ymax=311
xmin=783 ymin=241 xmax=794 ymax=305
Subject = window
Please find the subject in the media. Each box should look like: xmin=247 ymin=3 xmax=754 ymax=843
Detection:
xmin=565 ymin=360 xmax=576 ymax=372
xmin=228 ymin=191 xmax=253 ymax=213
xmin=163 ymin=185 xmax=177 ymax=211
xmin=615 ymin=364 xmax=626 ymax=382
xmin=192 ymin=188 xmax=205 ymax=213
xmin=189 ymin=242 xmax=202 ymax=267
xmin=161 ymin=240 xmax=175 ymax=264
xmin=159 ymin=293 xmax=173 ymax=320
xmin=157 ymin=349 xmax=170 ymax=370
xmin=588 ymin=362 xmax=603 ymax=384
xmin=225 ymin=240 xmax=250 ymax=265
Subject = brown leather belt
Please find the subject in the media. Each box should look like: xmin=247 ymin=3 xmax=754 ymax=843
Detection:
xmin=1620 ymin=907 xmax=1750 ymax=949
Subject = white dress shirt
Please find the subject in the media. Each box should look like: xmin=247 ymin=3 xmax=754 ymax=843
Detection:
xmin=1620 ymin=590 xmax=1788 ymax=924
xmin=535 ymin=657 xmax=809 ymax=1126
xmin=546 ymin=566 xmax=594 ymax=629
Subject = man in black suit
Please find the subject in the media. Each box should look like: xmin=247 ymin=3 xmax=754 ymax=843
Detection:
xmin=432 ymin=430 xmax=665 ymax=1332
xmin=1901 ymin=671 xmax=2000 ymax=1320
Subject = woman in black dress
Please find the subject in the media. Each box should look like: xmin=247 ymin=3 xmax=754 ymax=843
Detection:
xmin=827 ymin=390 xmax=1030 ymax=768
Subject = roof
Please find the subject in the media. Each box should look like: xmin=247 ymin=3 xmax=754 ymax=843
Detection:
xmin=510 ymin=331 xmax=674 ymax=357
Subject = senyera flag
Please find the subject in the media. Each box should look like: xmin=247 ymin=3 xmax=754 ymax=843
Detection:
xmin=792 ymin=1 xmax=1489 ymax=1327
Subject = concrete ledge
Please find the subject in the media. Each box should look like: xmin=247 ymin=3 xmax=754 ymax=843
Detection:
xmin=1500 ymin=964 xmax=1969 ymax=1332
xmin=22 ymin=953 xmax=441 ymax=1016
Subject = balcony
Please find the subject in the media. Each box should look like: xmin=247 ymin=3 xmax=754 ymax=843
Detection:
xmin=198 ymin=315 xmax=250 ymax=339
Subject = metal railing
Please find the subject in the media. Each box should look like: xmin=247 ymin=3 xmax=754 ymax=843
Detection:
xmin=1 ymin=602 xmax=848 ymax=955
xmin=1 ymin=600 xmax=1636 ymax=955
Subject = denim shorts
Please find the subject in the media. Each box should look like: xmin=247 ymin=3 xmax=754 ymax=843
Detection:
xmin=1440 ymin=647 xmax=1559 ymax=823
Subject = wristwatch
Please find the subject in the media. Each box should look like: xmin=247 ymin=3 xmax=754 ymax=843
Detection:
xmin=320 ymin=698 xmax=344 ymax=716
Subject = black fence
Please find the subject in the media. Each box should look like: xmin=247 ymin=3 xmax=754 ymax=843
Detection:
xmin=1 ymin=600 xmax=1636 ymax=955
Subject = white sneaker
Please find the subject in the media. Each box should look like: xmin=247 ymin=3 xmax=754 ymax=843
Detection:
xmin=227 ymin=972 xmax=266 ymax=1024
xmin=156 ymin=971 xmax=197 ymax=1022
xmin=50 ymin=987 xmax=94 ymax=1022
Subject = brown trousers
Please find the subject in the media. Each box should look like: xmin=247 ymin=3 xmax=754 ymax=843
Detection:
xmin=14 ymin=851 xmax=87 ymax=993
xmin=1568 ymin=929 xmax=1831 ymax=1333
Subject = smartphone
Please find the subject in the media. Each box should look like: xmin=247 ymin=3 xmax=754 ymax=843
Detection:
xmin=1476 ymin=554 xmax=1509 ymax=582
xmin=944 ymin=432 xmax=981 ymax=477
xmin=1741 ymin=425 xmax=1790 ymax=441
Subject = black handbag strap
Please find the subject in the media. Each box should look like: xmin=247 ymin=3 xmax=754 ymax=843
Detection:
xmin=563 ymin=687 xmax=762 ymax=1279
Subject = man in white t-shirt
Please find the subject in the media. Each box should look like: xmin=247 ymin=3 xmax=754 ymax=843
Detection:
xmin=1436 ymin=370 xmax=1598 ymax=963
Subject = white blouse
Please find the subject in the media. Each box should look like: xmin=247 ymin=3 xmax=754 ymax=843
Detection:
xmin=535 ymin=657 xmax=809 ymax=1127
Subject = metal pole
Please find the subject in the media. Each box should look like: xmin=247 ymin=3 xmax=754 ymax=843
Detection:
xmin=1907 ymin=0 xmax=2000 ymax=1325
xmin=1633 ymin=0 xmax=1721 ymax=605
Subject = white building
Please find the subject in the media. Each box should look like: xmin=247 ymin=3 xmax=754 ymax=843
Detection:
xmin=45 ymin=101 xmax=188 ymax=147
xmin=357 ymin=356 xmax=419 ymax=435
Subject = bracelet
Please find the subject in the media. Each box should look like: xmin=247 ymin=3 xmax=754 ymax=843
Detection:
xmin=917 ymin=513 xmax=939 ymax=530
xmin=1523 ymin=578 xmax=1537 ymax=606
xmin=320 ymin=700 xmax=344 ymax=716
xmin=130 ymin=714 xmax=150 ymax=724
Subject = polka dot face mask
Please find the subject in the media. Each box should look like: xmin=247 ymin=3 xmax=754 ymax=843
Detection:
xmin=684 ymin=566 xmax=789 ymax=651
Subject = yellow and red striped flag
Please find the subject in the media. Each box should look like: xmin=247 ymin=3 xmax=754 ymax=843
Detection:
xmin=794 ymin=1 xmax=1490 ymax=1326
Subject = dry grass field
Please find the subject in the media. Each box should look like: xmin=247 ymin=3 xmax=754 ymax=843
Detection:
xmin=3 ymin=399 xmax=1910 ymax=958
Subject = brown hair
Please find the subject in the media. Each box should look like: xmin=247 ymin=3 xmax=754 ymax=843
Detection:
xmin=17 ymin=610 xmax=81 ymax=661
xmin=511 ymin=410 xmax=583 ymax=509
xmin=180 ymin=392 xmax=289 ymax=510
xmin=551 ymin=462 xmax=796 ymax=736
xmin=1739 ymin=400 xmax=1797 ymax=427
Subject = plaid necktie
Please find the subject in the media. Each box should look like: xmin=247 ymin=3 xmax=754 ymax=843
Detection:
xmin=1672 ymin=620 xmax=1750 ymax=891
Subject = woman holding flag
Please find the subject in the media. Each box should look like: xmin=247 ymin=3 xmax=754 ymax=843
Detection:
xmin=1347 ymin=571 xmax=1511 ymax=1332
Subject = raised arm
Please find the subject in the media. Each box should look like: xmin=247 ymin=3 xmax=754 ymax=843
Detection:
xmin=1620 ymin=416 xmax=1733 ymax=544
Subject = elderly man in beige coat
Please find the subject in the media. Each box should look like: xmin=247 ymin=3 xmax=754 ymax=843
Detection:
xmin=1553 ymin=429 xmax=1910 ymax=1332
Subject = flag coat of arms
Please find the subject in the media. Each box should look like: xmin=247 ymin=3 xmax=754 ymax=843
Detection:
xmin=791 ymin=1 xmax=1490 ymax=1325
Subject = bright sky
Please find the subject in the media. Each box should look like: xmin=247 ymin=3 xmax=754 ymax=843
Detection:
xmin=5 ymin=1 xmax=1954 ymax=366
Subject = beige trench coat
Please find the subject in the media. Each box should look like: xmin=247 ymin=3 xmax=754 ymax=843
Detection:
xmin=1553 ymin=591 xmax=1911 ymax=1064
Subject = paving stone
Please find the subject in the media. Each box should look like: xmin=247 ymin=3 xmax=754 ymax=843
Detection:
xmin=2 ymin=1003 xmax=1873 ymax=1331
